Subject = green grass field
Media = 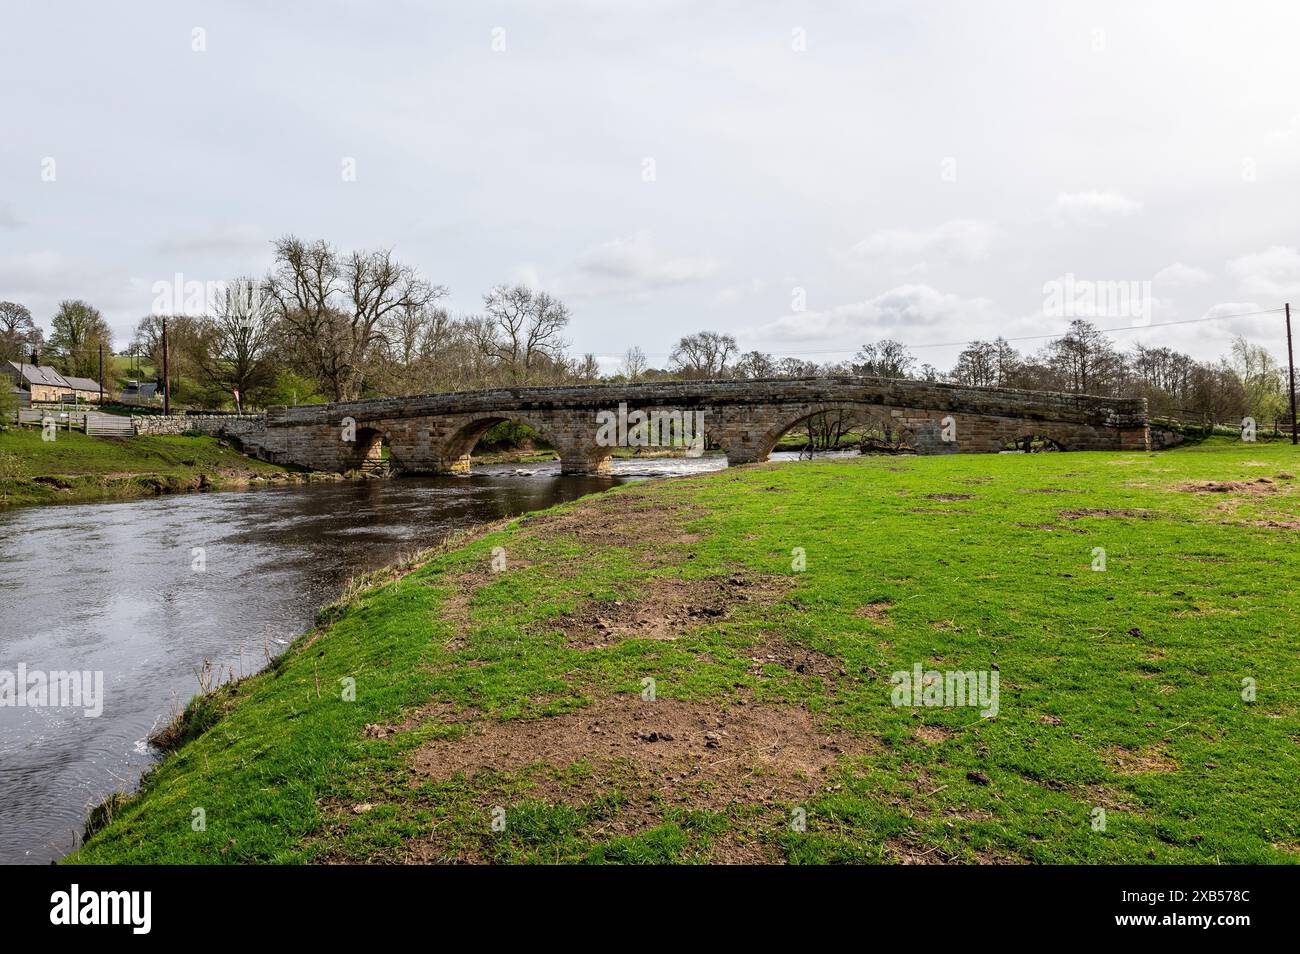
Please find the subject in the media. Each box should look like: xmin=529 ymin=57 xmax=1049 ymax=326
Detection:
xmin=70 ymin=439 xmax=1300 ymax=864
xmin=0 ymin=428 xmax=296 ymax=507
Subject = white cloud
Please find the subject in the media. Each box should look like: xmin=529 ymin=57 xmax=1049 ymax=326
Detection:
xmin=1177 ymin=301 xmax=1286 ymax=354
xmin=713 ymin=278 xmax=769 ymax=305
xmin=511 ymin=263 xmax=545 ymax=289
xmin=1264 ymin=112 xmax=1300 ymax=145
xmin=522 ymin=231 xmax=721 ymax=301
xmin=1226 ymin=246 xmax=1300 ymax=298
xmin=1200 ymin=301 xmax=1263 ymax=320
xmin=576 ymin=231 xmax=720 ymax=288
xmin=748 ymin=284 xmax=1000 ymax=346
xmin=0 ymin=251 xmax=70 ymax=292
xmin=1153 ymin=262 xmax=1212 ymax=287
xmin=156 ymin=223 xmax=265 ymax=254
xmin=0 ymin=252 xmax=144 ymax=346
xmin=842 ymin=219 xmax=994 ymax=266
xmin=0 ymin=202 xmax=22 ymax=229
xmin=1054 ymin=191 xmax=1144 ymax=217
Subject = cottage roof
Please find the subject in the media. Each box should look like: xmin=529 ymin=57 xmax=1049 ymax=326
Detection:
xmin=6 ymin=362 xmax=70 ymax=389
xmin=63 ymin=376 xmax=102 ymax=392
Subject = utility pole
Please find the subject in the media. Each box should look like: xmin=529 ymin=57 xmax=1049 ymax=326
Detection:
xmin=98 ymin=342 xmax=104 ymax=406
xmin=161 ymin=315 xmax=171 ymax=415
xmin=1287 ymin=302 xmax=1297 ymax=446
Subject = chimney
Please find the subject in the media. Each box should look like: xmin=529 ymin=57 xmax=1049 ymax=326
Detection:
xmin=30 ymin=349 xmax=38 ymax=368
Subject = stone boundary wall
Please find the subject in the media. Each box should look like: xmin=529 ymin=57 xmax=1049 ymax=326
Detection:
xmin=131 ymin=413 xmax=267 ymax=437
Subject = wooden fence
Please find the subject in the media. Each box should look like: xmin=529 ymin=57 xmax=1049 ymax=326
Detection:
xmin=13 ymin=408 xmax=136 ymax=437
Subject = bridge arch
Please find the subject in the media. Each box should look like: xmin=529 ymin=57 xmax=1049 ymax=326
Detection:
xmin=343 ymin=425 xmax=395 ymax=475
xmin=437 ymin=413 xmax=610 ymax=475
xmin=739 ymin=402 xmax=920 ymax=463
xmin=999 ymin=430 xmax=1069 ymax=452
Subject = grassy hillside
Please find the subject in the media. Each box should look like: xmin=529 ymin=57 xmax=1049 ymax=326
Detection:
xmin=71 ymin=439 xmax=1300 ymax=864
xmin=0 ymin=428 xmax=300 ymax=507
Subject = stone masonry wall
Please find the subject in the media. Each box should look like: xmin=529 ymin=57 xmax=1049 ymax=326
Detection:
xmin=132 ymin=413 xmax=267 ymax=439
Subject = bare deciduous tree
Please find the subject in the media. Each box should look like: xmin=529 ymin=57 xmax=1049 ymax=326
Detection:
xmin=733 ymin=350 xmax=778 ymax=379
xmin=265 ymin=236 xmax=444 ymax=400
xmin=1041 ymin=319 xmax=1120 ymax=395
xmin=474 ymin=284 xmax=571 ymax=385
xmin=622 ymin=345 xmax=647 ymax=382
xmin=853 ymin=339 xmax=915 ymax=379
xmin=669 ymin=331 xmax=737 ymax=378
xmin=188 ymin=278 xmax=277 ymax=405
xmin=573 ymin=353 xmax=601 ymax=383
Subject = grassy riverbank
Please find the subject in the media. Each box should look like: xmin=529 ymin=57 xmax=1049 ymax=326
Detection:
xmin=71 ymin=439 xmax=1299 ymax=864
xmin=0 ymin=428 xmax=303 ymax=508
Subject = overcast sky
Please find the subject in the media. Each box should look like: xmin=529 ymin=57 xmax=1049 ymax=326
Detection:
xmin=3 ymin=0 xmax=1300 ymax=372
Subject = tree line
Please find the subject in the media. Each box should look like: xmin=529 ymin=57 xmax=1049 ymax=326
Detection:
xmin=1 ymin=237 xmax=1290 ymax=426
xmin=658 ymin=321 xmax=1292 ymax=426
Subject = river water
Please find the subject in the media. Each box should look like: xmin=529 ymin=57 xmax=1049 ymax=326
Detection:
xmin=0 ymin=455 xmax=769 ymax=864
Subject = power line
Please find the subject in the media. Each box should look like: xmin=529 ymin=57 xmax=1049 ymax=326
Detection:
xmin=902 ymin=307 xmax=1286 ymax=352
xmin=625 ymin=306 xmax=1285 ymax=358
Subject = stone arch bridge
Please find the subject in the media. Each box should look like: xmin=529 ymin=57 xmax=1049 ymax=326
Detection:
xmin=236 ymin=376 xmax=1150 ymax=475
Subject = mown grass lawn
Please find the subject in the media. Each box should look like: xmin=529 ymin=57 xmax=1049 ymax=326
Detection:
xmin=0 ymin=428 xmax=295 ymax=507
xmin=71 ymin=438 xmax=1299 ymax=864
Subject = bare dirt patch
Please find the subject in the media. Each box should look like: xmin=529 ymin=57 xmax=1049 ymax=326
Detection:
xmin=1059 ymin=508 xmax=1155 ymax=520
xmin=435 ymin=570 xmax=492 ymax=652
xmin=545 ymin=574 xmax=789 ymax=649
xmin=409 ymin=693 xmax=875 ymax=815
xmin=913 ymin=724 xmax=955 ymax=745
xmin=885 ymin=837 xmax=950 ymax=864
xmin=1248 ymin=518 xmax=1300 ymax=530
xmin=1104 ymin=744 xmax=1179 ymax=775
xmin=1082 ymin=783 xmax=1143 ymax=812
xmin=431 ymin=500 xmax=715 ymax=651
xmin=1021 ymin=772 xmax=1143 ymax=814
xmin=521 ymin=494 xmax=707 ymax=551
xmin=1177 ymin=478 xmax=1279 ymax=495
xmin=921 ymin=493 xmax=975 ymax=501
xmin=745 ymin=631 xmax=846 ymax=679
xmin=884 ymin=836 xmax=1023 ymax=865
xmin=855 ymin=600 xmax=895 ymax=625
